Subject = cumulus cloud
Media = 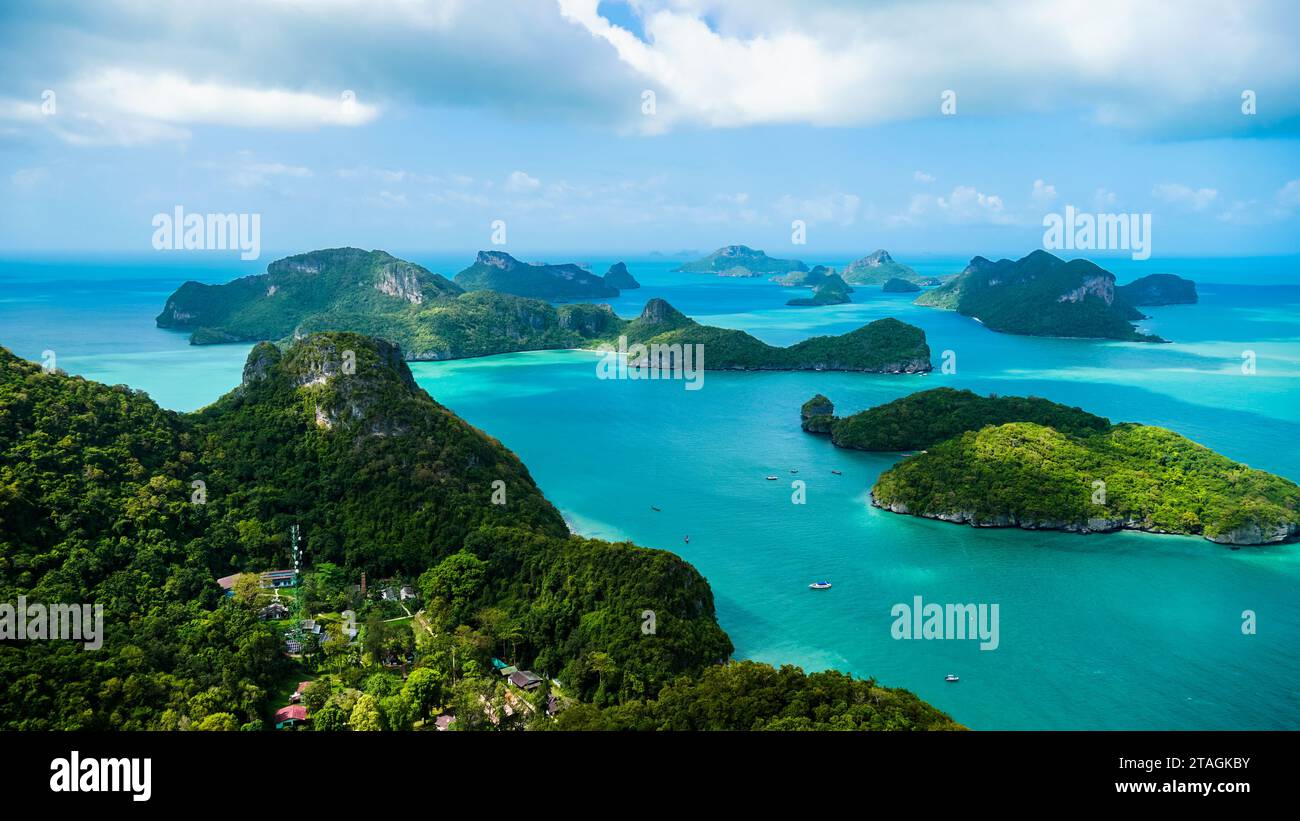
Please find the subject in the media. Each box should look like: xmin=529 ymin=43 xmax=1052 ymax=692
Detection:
xmin=914 ymin=171 xmax=936 ymax=184
xmin=1031 ymin=179 xmax=1058 ymax=205
xmin=559 ymin=0 xmax=1300 ymax=135
xmin=505 ymin=171 xmax=542 ymax=192
xmin=895 ymin=185 xmax=1011 ymax=226
xmin=1153 ymin=183 xmax=1220 ymax=211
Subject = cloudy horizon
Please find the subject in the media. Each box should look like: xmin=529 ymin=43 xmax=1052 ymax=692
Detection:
xmin=2 ymin=0 xmax=1299 ymax=258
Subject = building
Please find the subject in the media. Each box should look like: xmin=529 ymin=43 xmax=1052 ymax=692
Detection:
xmin=274 ymin=705 xmax=308 ymax=729
xmin=434 ymin=714 xmax=456 ymax=731
xmin=289 ymin=681 xmax=314 ymax=704
xmin=215 ymin=569 xmax=298 ymax=596
xmin=508 ymin=670 xmax=543 ymax=691
xmin=259 ymin=602 xmax=289 ymax=620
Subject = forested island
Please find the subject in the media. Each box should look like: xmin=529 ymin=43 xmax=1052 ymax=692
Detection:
xmin=453 ymin=250 xmax=621 ymax=299
xmin=156 ymin=249 xmax=932 ymax=372
xmin=914 ymin=250 xmax=1188 ymax=341
xmin=0 ymin=337 xmax=961 ymax=731
xmin=800 ymin=389 xmax=1300 ymax=545
xmin=840 ymin=250 xmax=924 ymax=285
xmin=675 ymin=245 xmax=807 ymax=277
xmin=786 ymin=273 xmax=854 ymax=306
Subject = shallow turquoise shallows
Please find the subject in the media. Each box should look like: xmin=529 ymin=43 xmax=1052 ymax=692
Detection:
xmin=3 ymin=252 xmax=1298 ymax=729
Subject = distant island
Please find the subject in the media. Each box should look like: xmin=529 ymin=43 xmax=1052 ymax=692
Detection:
xmin=770 ymin=264 xmax=835 ymax=287
xmin=603 ymin=262 xmax=641 ymax=290
xmin=157 ymin=248 xmax=931 ymax=372
xmin=914 ymin=250 xmax=1180 ymax=341
xmin=786 ymin=273 xmax=854 ymax=306
xmin=453 ymin=250 xmax=620 ymax=299
xmin=882 ymin=277 xmax=921 ymax=293
xmin=1116 ymin=273 xmax=1197 ymax=306
xmin=841 ymin=250 xmax=924 ymax=285
xmin=675 ymin=245 xmax=807 ymax=277
xmin=800 ymin=388 xmax=1299 ymax=546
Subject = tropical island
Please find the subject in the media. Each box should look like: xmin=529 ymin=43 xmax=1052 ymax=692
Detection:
xmin=0 ymin=336 xmax=961 ymax=731
xmin=800 ymin=389 xmax=1300 ymax=545
xmin=913 ymin=250 xmax=1180 ymax=341
xmin=674 ymin=245 xmax=807 ymax=277
xmin=882 ymin=277 xmax=921 ymax=293
xmin=841 ymin=250 xmax=924 ymax=285
xmin=602 ymin=261 xmax=641 ymax=290
xmin=1116 ymin=273 xmax=1198 ymax=306
xmin=453 ymin=250 xmax=621 ymax=299
xmin=786 ymin=273 xmax=854 ymax=306
xmin=157 ymin=248 xmax=932 ymax=372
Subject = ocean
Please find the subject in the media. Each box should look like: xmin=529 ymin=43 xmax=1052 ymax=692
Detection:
xmin=2 ymin=250 xmax=1298 ymax=729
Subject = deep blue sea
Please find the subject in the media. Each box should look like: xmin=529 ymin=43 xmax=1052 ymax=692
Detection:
xmin=2 ymin=250 xmax=1298 ymax=729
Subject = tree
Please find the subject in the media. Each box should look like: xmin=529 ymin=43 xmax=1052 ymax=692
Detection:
xmin=231 ymin=573 xmax=262 ymax=606
xmin=303 ymin=680 xmax=330 ymax=714
xmin=418 ymin=551 xmax=487 ymax=625
xmin=402 ymin=667 xmax=444 ymax=720
xmin=313 ymin=703 xmax=347 ymax=731
xmin=349 ymin=694 xmax=385 ymax=731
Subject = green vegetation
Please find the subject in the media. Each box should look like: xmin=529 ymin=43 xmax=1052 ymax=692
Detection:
xmin=787 ymin=273 xmax=854 ymax=306
xmin=871 ymin=420 xmax=1300 ymax=545
xmin=675 ymin=245 xmax=807 ymax=277
xmin=882 ymin=277 xmax=921 ymax=293
xmin=453 ymin=251 xmax=619 ymax=299
xmin=841 ymin=250 xmax=922 ymax=285
xmin=551 ymin=661 xmax=963 ymax=730
xmin=914 ymin=250 xmax=1164 ymax=341
xmin=809 ymin=388 xmax=1110 ymax=451
xmin=0 ymin=334 xmax=956 ymax=729
xmin=619 ymin=302 xmax=930 ymax=372
xmin=156 ymin=251 xmax=933 ymax=372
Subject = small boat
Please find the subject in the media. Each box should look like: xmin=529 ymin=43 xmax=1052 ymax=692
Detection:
xmin=808 ymin=581 xmax=832 ymax=590
xmin=765 ymin=475 xmax=778 ymax=481
xmin=945 ymin=674 xmax=960 ymax=683
xmin=684 ymin=535 xmax=690 ymax=544
xmin=830 ymin=470 xmax=842 ymax=475
xmin=650 ymin=506 xmax=661 ymax=512
xmin=789 ymin=469 xmax=798 ymax=474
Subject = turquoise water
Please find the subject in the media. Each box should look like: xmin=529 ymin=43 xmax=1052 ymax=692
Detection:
xmin=2 ymin=252 xmax=1299 ymax=729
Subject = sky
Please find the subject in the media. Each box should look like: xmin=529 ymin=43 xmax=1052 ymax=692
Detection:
xmin=1 ymin=0 xmax=1299 ymax=261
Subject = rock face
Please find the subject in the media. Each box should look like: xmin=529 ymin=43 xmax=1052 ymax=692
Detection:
xmin=455 ymin=251 xmax=620 ymax=299
xmin=241 ymin=341 xmax=282 ymax=385
xmin=883 ymin=277 xmax=921 ymax=293
xmin=675 ymin=245 xmax=807 ymax=277
xmin=1116 ymin=273 xmax=1198 ymax=306
xmin=603 ymin=262 xmax=640 ymax=290
xmin=639 ymin=297 xmax=689 ymax=325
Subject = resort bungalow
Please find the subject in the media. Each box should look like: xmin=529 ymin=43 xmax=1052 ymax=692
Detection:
xmin=274 ymin=705 xmax=308 ymax=729
xmin=289 ymin=681 xmax=314 ymax=704
xmin=508 ymin=670 xmax=543 ymax=691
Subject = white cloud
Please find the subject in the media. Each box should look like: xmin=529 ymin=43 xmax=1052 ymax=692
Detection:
xmin=1031 ymin=179 xmax=1058 ymax=205
xmin=559 ymin=0 xmax=1300 ymax=134
xmin=914 ymin=171 xmax=935 ymax=184
xmin=1152 ymin=183 xmax=1219 ymax=211
xmin=230 ymin=160 xmax=313 ymax=188
xmin=895 ymin=185 xmax=1010 ymax=226
xmin=505 ymin=170 xmax=542 ymax=192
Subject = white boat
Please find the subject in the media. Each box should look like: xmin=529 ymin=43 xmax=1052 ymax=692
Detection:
xmin=945 ymin=674 xmax=959 ymax=682
xmin=808 ymin=581 xmax=832 ymax=590
xmin=765 ymin=475 xmax=778 ymax=480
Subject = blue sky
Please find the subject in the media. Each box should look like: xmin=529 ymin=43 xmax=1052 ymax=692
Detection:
xmin=2 ymin=0 xmax=1299 ymax=260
